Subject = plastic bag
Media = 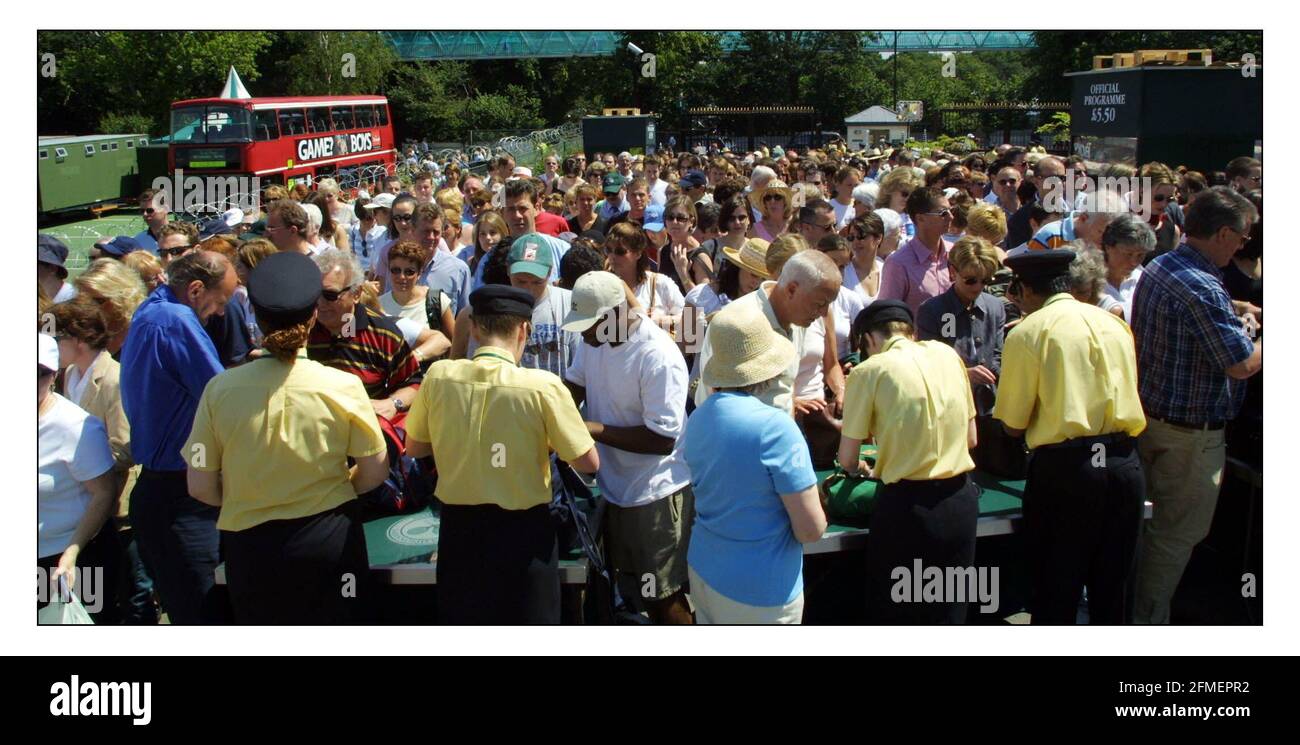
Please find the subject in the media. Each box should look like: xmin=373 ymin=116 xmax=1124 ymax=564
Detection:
xmin=38 ymin=577 xmax=94 ymax=625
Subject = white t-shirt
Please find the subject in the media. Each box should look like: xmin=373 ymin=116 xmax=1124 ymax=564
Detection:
xmin=1100 ymin=266 xmax=1142 ymax=322
xmin=647 ymin=178 xmax=669 ymax=207
xmin=842 ymin=257 xmax=884 ymax=305
xmin=54 ymin=282 xmax=77 ymax=304
xmin=633 ymin=272 xmax=686 ymax=319
xmin=831 ymin=198 xmax=856 ymax=230
xmin=795 ymin=317 xmax=827 ymax=399
xmin=380 ymin=291 xmax=432 ymax=330
xmin=829 ymin=285 xmax=866 ymax=356
xmin=394 ymin=317 xmax=423 ymax=347
xmin=565 ymin=315 xmax=691 ymax=507
xmin=38 ymin=394 xmax=115 ymax=559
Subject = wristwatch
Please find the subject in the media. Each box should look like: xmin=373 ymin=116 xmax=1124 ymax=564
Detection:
xmin=392 ymin=397 xmax=409 ymax=413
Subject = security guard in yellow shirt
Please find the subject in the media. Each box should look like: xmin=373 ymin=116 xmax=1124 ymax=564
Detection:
xmin=405 ymin=285 xmax=599 ymax=624
xmin=993 ymin=249 xmax=1147 ymax=625
xmin=839 ymin=299 xmax=980 ymax=624
xmin=184 ymin=251 xmax=390 ymax=624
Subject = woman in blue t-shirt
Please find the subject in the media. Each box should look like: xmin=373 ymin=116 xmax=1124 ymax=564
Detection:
xmin=682 ymin=305 xmax=827 ymax=624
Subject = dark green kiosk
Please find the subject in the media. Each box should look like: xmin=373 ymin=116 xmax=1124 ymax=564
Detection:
xmin=1067 ymin=62 xmax=1262 ymax=172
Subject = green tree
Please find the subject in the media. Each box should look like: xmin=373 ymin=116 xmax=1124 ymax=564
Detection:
xmin=38 ymin=31 xmax=272 ymax=136
xmin=273 ymin=32 xmax=397 ymax=96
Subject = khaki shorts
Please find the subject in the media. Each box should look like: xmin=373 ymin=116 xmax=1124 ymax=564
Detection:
xmin=606 ymin=486 xmax=693 ymax=600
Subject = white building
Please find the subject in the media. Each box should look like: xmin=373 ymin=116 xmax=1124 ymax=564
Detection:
xmin=844 ymin=106 xmax=912 ymax=150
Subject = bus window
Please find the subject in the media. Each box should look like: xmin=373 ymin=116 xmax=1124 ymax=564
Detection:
xmin=170 ymin=104 xmax=252 ymax=143
xmin=332 ymin=106 xmax=355 ymax=131
xmin=307 ymin=107 xmax=330 ymax=133
xmin=355 ymin=106 xmax=374 ymax=128
xmin=378 ymin=105 xmax=389 ymax=127
xmin=278 ymin=109 xmax=305 ymax=136
xmin=255 ymin=109 xmax=280 ymax=141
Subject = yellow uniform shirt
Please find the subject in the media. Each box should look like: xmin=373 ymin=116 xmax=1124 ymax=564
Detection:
xmin=405 ymin=346 xmax=595 ymax=510
xmin=183 ymin=349 xmax=386 ymax=532
xmin=841 ymin=336 xmax=976 ymax=484
xmin=993 ymin=293 xmax=1147 ymax=450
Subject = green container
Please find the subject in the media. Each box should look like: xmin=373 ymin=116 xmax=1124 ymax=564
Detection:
xmin=38 ymin=134 xmax=148 ymax=215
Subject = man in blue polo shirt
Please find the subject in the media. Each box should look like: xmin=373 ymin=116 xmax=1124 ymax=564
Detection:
xmin=119 ymin=250 xmax=237 ymax=624
xmin=133 ymin=188 xmax=170 ymax=255
xmin=1130 ymin=187 xmax=1261 ymax=624
xmin=410 ymin=202 xmax=471 ymax=316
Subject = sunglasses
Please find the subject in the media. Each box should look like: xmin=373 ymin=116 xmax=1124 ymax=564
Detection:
xmin=391 ymin=213 xmax=414 ymax=222
xmin=390 ymin=266 xmax=420 ymax=278
xmin=729 ymin=214 xmax=750 ymax=222
xmin=998 ymin=179 xmax=1019 ymax=187
xmin=923 ymin=209 xmax=953 ymax=218
xmin=320 ymin=287 xmax=353 ymax=302
xmin=763 ymin=194 xmax=785 ymax=202
xmin=608 ymin=245 xmax=636 ymax=256
xmin=1152 ymin=194 xmax=1171 ymax=203
xmin=141 ymin=207 xmax=157 ymax=215
xmin=159 ymin=246 xmax=191 ymax=258
xmin=665 ymin=213 xmax=691 ymax=222
xmin=957 ymin=274 xmax=987 ymax=287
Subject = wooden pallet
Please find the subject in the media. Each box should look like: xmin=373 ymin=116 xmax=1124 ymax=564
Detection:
xmin=601 ymin=107 xmax=642 ymax=116
xmin=1093 ymin=49 xmax=1213 ymax=69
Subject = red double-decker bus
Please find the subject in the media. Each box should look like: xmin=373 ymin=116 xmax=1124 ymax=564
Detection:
xmin=167 ymin=95 xmax=396 ymax=186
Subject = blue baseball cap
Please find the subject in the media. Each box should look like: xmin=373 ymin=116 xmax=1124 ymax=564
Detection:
xmin=641 ymin=204 xmax=665 ymax=232
xmin=100 ymin=235 xmax=143 ymax=258
xmin=678 ymin=170 xmax=707 ymax=189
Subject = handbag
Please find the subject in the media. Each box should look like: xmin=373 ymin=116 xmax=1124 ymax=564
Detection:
xmin=817 ymin=448 xmax=881 ymax=528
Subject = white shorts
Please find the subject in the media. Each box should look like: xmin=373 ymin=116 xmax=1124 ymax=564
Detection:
xmin=688 ymin=566 xmax=804 ymax=625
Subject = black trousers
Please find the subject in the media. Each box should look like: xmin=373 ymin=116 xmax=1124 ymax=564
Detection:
xmin=129 ymin=469 xmax=221 ymax=624
xmin=866 ymin=474 xmax=980 ymax=624
xmin=38 ymin=525 xmax=121 ymax=625
xmin=222 ymin=501 xmax=371 ymax=625
xmin=1023 ymin=435 xmax=1145 ymax=625
xmin=437 ymin=503 xmax=560 ymax=625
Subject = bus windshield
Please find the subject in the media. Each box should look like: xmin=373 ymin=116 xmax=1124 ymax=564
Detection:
xmin=170 ymin=105 xmax=253 ymax=144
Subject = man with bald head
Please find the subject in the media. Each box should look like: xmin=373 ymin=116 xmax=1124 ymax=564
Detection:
xmin=694 ymin=250 xmax=843 ymax=415
xmin=119 ymin=250 xmax=237 ymax=624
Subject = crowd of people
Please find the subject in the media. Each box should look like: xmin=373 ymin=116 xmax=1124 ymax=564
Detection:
xmin=36 ymin=139 xmax=1262 ymax=625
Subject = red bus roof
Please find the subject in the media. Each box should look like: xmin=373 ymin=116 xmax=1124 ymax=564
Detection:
xmin=171 ymin=95 xmax=389 ymax=110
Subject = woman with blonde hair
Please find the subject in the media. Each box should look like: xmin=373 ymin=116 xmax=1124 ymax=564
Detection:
xmin=74 ymin=259 xmax=148 ymax=355
xmin=750 ymin=180 xmax=794 ymax=242
xmin=879 ymin=167 xmax=922 ymax=238
xmin=121 ymin=251 xmax=165 ymax=292
xmin=468 ymin=210 xmax=509 ymax=276
xmin=965 ymin=202 xmax=1009 ymax=259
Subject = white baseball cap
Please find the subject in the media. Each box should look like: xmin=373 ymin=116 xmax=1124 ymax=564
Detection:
xmin=561 ymin=271 xmax=627 ymax=333
xmin=38 ymin=333 xmax=59 ymax=374
xmin=510 ymin=166 xmax=534 ymax=180
xmin=364 ymin=193 xmax=396 ymax=210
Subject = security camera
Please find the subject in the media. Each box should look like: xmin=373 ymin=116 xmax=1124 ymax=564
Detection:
xmin=627 ymin=42 xmax=644 ymax=56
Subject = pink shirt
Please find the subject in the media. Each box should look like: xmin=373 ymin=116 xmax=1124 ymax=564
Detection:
xmin=878 ymin=235 xmax=954 ymax=316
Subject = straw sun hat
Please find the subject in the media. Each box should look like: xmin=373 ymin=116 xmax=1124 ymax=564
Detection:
xmin=721 ymin=238 xmax=771 ymax=279
xmin=702 ymin=303 xmax=796 ymax=390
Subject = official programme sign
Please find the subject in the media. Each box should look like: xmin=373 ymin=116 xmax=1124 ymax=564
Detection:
xmin=1070 ymin=70 xmax=1142 ymax=137
xmin=295 ymin=132 xmax=380 ymax=163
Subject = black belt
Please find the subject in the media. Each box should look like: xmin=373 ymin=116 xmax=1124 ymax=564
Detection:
xmin=1150 ymin=416 xmax=1226 ymax=432
xmin=1035 ymin=432 xmax=1133 ymax=451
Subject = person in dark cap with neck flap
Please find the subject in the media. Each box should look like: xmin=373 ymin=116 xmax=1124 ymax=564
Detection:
xmin=183 ymin=251 xmax=390 ymax=624
xmin=39 ymin=234 xmax=77 ymax=303
xmin=405 ymin=285 xmax=599 ymax=624
xmin=839 ymin=298 xmax=980 ymax=623
xmin=993 ymin=248 xmax=1146 ymax=625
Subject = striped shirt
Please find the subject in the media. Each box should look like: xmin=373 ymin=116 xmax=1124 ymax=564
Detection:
xmin=1130 ymin=243 xmax=1254 ymax=423
xmin=1026 ymin=214 xmax=1077 ymax=251
xmin=307 ymin=305 xmax=423 ymax=399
